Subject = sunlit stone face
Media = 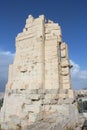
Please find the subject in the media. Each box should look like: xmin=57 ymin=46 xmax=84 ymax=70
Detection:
xmin=0 ymin=15 xmax=74 ymax=129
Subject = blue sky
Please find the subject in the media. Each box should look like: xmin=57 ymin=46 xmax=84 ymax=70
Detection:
xmin=0 ymin=0 xmax=87 ymax=91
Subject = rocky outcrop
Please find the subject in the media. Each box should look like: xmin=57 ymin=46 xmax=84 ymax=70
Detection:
xmin=0 ymin=15 xmax=77 ymax=129
xmin=1 ymin=102 xmax=78 ymax=130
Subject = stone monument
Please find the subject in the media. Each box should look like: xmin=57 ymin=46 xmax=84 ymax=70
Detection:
xmin=0 ymin=15 xmax=75 ymax=129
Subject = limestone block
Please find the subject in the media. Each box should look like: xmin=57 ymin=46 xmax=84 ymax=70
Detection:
xmin=62 ymin=84 xmax=71 ymax=89
xmin=61 ymin=43 xmax=66 ymax=50
xmin=50 ymin=105 xmax=70 ymax=115
xmin=51 ymin=29 xmax=61 ymax=36
xmin=43 ymin=98 xmax=51 ymax=105
xmin=29 ymin=94 xmax=41 ymax=101
xmin=61 ymin=67 xmax=69 ymax=75
xmin=9 ymin=115 xmax=21 ymax=126
xmin=18 ymin=65 xmax=27 ymax=72
xmin=44 ymin=105 xmax=51 ymax=112
xmin=29 ymin=113 xmax=41 ymax=123
xmin=25 ymin=122 xmax=51 ymax=130
xmin=45 ymin=34 xmax=57 ymax=40
xmin=33 ymin=100 xmax=43 ymax=106
xmin=25 ymin=15 xmax=34 ymax=28
xmin=59 ymin=89 xmax=68 ymax=93
xmin=8 ymin=64 xmax=13 ymax=82
xmin=0 ymin=111 xmax=5 ymax=123
xmin=63 ymin=98 xmax=75 ymax=104
xmin=37 ymin=89 xmax=44 ymax=94
xmin=63 ymin=80 xmax=70 ymax=87
xmin=43 ymin=94 xmax=58 ymax=105
xmin=58 ymin=93 xmax=68 ymax=99
xmin=24 ymin=99 xmax=32 ymax=105
xmin=2 ymin=94 xmax=26 ymax=122
xmin=50 ymin=99 xmax=58 ymax=105
xmin=58 ymin=98 xmax=65 ymax=105
xmin=28 ymin=15 xmax=34 ymax=22
xmin=21 ymin=119 xmax=29 ymax=129
xmin=68 ymin=89 xmax=74 ymax=98
xmin=45 ymin=94 xmax=58 ymax=100
xmin=20 ymin=111 xmax=29 ymax=120
xmin=44 ymin=89 xmax=59 ymax=94
xmin=61 ymin=60 xmax=70 ymax=67
xmin=24 ymin=104 xmax=42 ymax=113
xmin=39 ymin=15 xmax=45 ymax=20
xmin=62 ymin=76 xmax=69 ymax=81
xmin=61 ymin=50 xmax=66 ymax=58
xmin=45 ymin=23 xmax=60 ymax=30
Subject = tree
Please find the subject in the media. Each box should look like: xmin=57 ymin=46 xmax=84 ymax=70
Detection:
xmin=0 ymin=98 xmax=3 ymax=109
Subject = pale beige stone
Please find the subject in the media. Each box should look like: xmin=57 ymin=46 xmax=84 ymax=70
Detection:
xmin=0 ymin=15 xmax=75 ymax=129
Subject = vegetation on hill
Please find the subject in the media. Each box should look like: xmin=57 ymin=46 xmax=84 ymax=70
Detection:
xmin=0 ymin=98 xmax=3 ymax=109
xmin=78 ymin=99 xmax=87 ymax=113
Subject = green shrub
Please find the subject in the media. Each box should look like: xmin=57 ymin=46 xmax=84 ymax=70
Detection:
xmin=0 ymin=98 xmax=3 ymax=109
xmin=77 ymin=99 xmax=87 ymax=113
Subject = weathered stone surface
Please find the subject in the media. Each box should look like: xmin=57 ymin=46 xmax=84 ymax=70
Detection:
xmin=24 ymin=107 xmax=78 ymax=130
xmin=0 ymin=15 xmax=76 ymax=129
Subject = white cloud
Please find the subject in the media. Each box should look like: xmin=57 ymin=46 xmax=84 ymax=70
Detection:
xmin=0 ymin=51 xmax=14 ymax=56
xmin=70 ymin=60 xmax=87 ymax=89
xmin=0 ymin=51 xmax=14 ymax=91
xmin=70 ymin=60 xmax=80 ymax=75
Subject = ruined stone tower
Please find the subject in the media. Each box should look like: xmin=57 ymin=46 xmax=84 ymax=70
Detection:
xmin=0 ymin=15 xmax=74 ymax=129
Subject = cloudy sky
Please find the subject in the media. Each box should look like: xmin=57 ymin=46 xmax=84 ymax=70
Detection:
xmin=0 ymin=0 xmax=87 ymax=91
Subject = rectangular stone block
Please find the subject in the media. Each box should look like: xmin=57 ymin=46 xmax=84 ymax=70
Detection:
xmin=24 ymin=104 xmax=42 ymax=113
